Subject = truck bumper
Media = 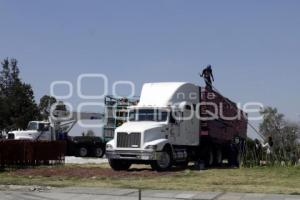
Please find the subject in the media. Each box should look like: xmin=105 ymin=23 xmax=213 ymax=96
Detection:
xmin=106 ymin=150 xmax=157 ymax=161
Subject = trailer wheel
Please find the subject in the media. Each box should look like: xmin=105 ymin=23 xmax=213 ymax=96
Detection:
xmin=109 ymin=159 xmax=131 ymax=171
xmin=94 ymin=147 xmax=105 ymax=158
xmin=78 ymin=147 xmax=88 ymax=157
xmin=151 ymin=147 xmax=173 ymax=171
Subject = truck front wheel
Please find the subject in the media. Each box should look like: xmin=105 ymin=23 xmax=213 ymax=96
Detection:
xmin=109 ymin=159 xmax=131 ymax=171
xmin=78 ymin=147 xmax=88 ymax=157
xmin=151 ymin=148 xmax=173 ymax=172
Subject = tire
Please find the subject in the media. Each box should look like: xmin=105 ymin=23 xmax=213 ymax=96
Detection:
xmin=109 ymin=159 xmax=131 ymax=171
xmin=78 ymin=147 xmax=88 ymax=157
xmin=94 ymin=147 xmax=105 ymax=158
xmin=151 ymin=148 xmax=173 ymax=172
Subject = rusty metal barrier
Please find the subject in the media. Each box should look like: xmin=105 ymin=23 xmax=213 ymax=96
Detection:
xmin=0 ymin=140 xmax=66 ymax=168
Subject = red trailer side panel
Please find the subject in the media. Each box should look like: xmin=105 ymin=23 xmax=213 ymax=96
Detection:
xmin=200 ymin=88 xmax=248 ymax=143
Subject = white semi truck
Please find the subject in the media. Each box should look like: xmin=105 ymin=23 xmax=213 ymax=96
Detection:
xmin=106 ymin=82 xmax=248 ymax=171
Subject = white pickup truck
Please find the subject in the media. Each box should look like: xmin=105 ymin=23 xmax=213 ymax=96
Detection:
xmin=7 ymin=121 xmax=54 ymax=141
xmin=7 ymin=120 xmax=106 ymax=158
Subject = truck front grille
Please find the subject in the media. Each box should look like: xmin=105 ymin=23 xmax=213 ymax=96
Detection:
xmin=117 ymin=132 xmax=141 ymax=148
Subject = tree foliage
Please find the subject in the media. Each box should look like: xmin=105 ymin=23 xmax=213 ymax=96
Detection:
xmin=39 ymin=95 xmax=57 ymax=120
xmin=259 ymin=107 xmax=285 ymax=147
xmin=259 ymin=106 xmax=300 ymax=162
xmin=0 ymin=58 xmax=40 ymax=131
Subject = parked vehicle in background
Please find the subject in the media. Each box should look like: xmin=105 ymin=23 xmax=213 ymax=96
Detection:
xmin=66 ymin=119 xmax=106 ymax=158
xmin=67 ymin=95 xmax=138 ymax=158
xmin=106 ymin=82 xmax=248 ymax=171
xmin=7 ymin=120 xmax=107 ymax=158
xmin=7 ymin=121 xmax=58 ymax=141
xmin=6 ymin=119 xmax=107 ymax=158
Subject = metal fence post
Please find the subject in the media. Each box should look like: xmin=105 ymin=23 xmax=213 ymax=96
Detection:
xmin=138 ymin=188 xmax=141 ymax=200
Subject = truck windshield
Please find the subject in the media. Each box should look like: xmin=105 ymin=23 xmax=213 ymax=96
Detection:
xmin=129 ymin=109 xmax=168 ymax=122
xmin=27 ymin=122 xmax=39 ymax=130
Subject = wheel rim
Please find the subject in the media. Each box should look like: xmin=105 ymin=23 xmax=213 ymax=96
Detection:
xmin=157 ymin=152 xmax=171 ymax=169
xmin=80 ymin=148 xmax=88 ymax=157
xmin=95 ymin=148 xmax=103 ymax=157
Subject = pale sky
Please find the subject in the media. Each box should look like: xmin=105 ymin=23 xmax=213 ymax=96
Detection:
xmin=1 ymin=0 xmax=299 ymax=138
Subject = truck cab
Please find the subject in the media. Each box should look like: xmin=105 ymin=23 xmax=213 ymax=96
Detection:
xmin=7 ymin=121 xmax=53 ymax=141
xmin=106 ymin=82 xmax=200 ymax=171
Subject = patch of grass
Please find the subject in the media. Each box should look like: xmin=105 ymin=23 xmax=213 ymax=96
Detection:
xmin=1 ymin=165 xmax=300 ymax=194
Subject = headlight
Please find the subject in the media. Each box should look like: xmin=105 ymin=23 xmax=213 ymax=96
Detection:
xmin=145 ymin=145 xmax=157 ymax=150
xmin=106 ymin=144 xmax=113 ymax=150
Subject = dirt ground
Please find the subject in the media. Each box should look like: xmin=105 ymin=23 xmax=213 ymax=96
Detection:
xmin=10 ymin=165 xmax=175 ymax=178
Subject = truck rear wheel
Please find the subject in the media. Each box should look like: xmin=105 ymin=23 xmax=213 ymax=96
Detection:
xmin=109 ymin=159 xmax=131 ymax=171
xmin=78 ymin=147 xmax=88 ymax=157
xmin=151 ymin=148 xmax=173 ymax=172
xmin=94 ymin=147 xmax=104 ymax=158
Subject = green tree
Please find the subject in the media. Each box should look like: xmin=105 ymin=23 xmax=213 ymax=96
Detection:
xmin=0 ymin=58 xmax=40 ymax=131
xmin=39 ymin=95 xmax=57 ymax=120
xmin=259 ymin=107 xmax=285 ymax=147
xmin=259 ymin=107 xmax=300 ymax=162
xmin=0 ymin=96 xmax=7 ymax=131
xmin=281 ymin=121 xmax=300 ymax=162
xmin=0 ymin=59 xmax=11 ymax=92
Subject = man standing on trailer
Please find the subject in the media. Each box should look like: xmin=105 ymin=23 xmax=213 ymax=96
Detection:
xmin=200 ymin=65 xmax=214 ymax=90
